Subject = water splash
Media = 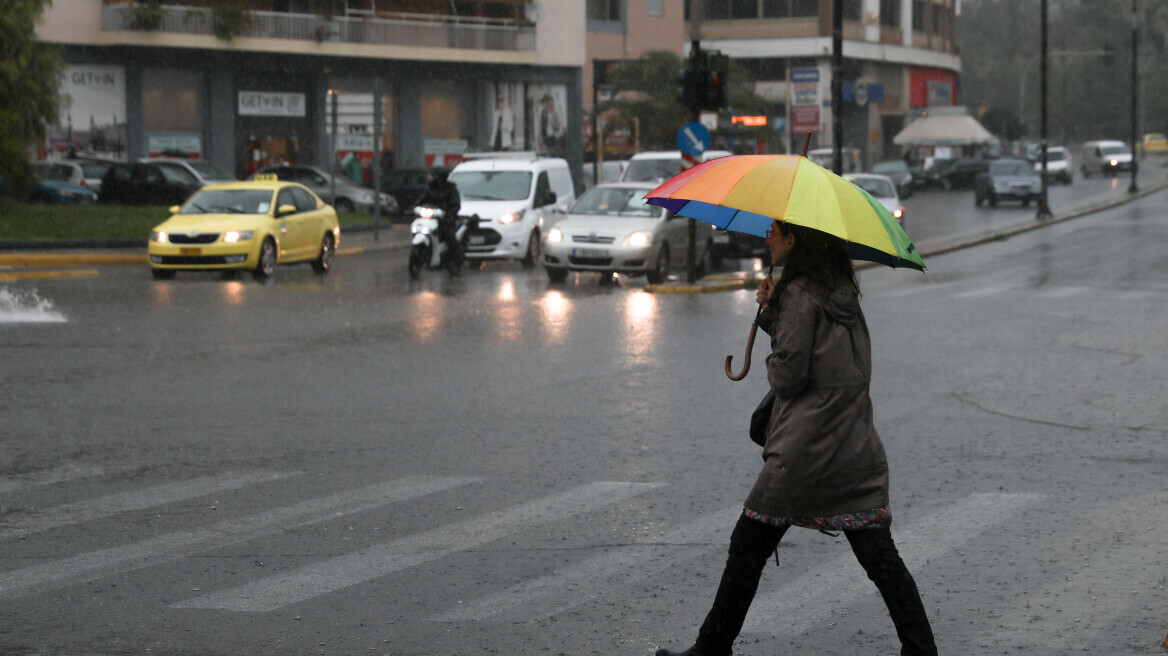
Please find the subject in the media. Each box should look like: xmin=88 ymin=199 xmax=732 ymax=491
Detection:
xmin=0 ymin=287 xmax=66 ymax=323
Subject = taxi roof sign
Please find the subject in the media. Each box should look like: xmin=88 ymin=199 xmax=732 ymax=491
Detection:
xmin=254 ymin=173 xmax=279 ymax=181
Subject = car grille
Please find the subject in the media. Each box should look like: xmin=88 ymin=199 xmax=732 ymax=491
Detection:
xmin=168 ymin=233 xmax=220 ymax=244
xmin=154 ymin=255 xmax=233 ymax=265
xmin=569 ymin=255 xmax=614 ymax=266
xmin=466 ymin=227 xmax=502 ymax=251
xmin=571 ymin=235 xmax=616 ymax=244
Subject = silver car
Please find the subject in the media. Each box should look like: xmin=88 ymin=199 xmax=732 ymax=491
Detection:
xmin=843 ymin=173 xmax=905 ymax=226
xmin=541 ymin=182 xmax=714 ymax=284
xmin=253 ymin=164 xmax=396 ymax=216
xmin=140 ymin=157 xmax=237 ymax=187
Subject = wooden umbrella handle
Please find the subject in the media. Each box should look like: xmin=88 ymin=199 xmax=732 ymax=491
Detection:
xmin=724 ymin=322 xmax=759 ymax=381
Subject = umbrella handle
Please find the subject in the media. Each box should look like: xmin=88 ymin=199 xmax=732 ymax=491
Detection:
xmin=724 ymin=322 xmax=759 ymax=381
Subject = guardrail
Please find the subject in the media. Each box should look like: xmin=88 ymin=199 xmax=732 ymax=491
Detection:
xmin=101 ymin=4 xmax=535 ymax=51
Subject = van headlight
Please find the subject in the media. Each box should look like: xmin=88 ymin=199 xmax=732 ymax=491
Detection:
xmin=499 ymin=209 xmax=525 ymax=225
xmin=624 ymin=231 xmax=652 ymax=247
xmin=223 ymin=230 xmax=254 ymax=243
xmin=546 ymin=227 xmax=563 ymax=243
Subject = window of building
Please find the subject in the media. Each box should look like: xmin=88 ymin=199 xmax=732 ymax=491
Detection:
xmin=731 ymin=0 xmax=757 ymax=19
xmin=143 ymin=69 xmax=204 ymax=132
xmin=646 ymin=0 xmax=663 ymax=16
xmin=791 ymin=0 xmax=817 ymax=18
xmin=932 ymin=4 xmax=944 ymax=34
xmin=704 ymin=0 xmax=730 ymax=19
xmin=762 ymin=0 xmax=789 ymax=18
xmin=880 ymin=0 xmax=900 ymax=27
xmin=587 ymin=0 xmax=621 ymax=21
xmin=912 ymin=1 xmax=924 ymax=30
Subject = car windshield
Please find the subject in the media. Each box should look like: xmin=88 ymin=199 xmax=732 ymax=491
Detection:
xmin=569 ymin=187 xmax=662 ymax=217
xmin=43 ymin=165 xmax=74 ymax=181
xmin=449 ymin=170 xmax=532 ymax=201
xmin=81 ymin=163 xmax=109 ymax=177
xmin=1045 ymin=150 xmax=1067 ymax=161
xmin=180 ymin=189 xmax=274 ymax=215
xmin=871 ymin=161 xmax=908 ymax=175
xmin=848 ymin=177 xmax=895 ymax=198
xmin=623 ymin=158 xmax=681 ymax=182
xmin=187 ymin=161 xmax=235 ymax=180
xmin=990 ymin=162 xmax=1033 ymax=177
xmin=1100 ymin=144 xmax=1130 ymax=156
xmin=930 ymin=159 xmax=955 ymax=173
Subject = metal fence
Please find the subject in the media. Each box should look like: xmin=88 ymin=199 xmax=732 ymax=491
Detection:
xmin=101 ymin=4 xmax=535 ymax=51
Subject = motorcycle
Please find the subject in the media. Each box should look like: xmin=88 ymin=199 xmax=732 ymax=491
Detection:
xmin=408 ymin=206 xmax=478 ymax=279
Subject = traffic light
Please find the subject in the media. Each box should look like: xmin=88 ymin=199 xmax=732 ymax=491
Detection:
xmin=1102 ymin=42 xmax=1115 ymax=65
xmin=677 ymin=61 xmax=704 ymax=113
xmin=703 ymin=53 xmax=728 ymax=110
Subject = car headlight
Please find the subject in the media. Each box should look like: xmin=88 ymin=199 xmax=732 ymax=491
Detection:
xmin=623 ymin=231 xmax=652 ymax=247
xmin=150 ymin=230 xmax=168 ymax=243
xmin=58 ymin=190 xmax=74 ymax=198
xmin=893 ymin=208 xmax=904 ymax=220
xmin=546 ymin=227 xmax=563 ymax=243
xmin=223 ymin=230 xmax=254 ymax=244
xmin=499 ymin=209 xmax=525 ymax=225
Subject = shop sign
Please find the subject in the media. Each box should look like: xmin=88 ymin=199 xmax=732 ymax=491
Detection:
xmin=790 ymin=68 xmax=821 ymax=135
xmin=238 ymin=91 xmax=307 ymax=117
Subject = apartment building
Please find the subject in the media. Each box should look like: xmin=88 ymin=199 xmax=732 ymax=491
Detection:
xmin=36 ymin=0 xmax=586 ymax=184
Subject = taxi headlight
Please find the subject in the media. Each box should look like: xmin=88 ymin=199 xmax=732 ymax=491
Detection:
xmin=546 ymin=227 xmax=563 ymax=243
xmin=150 ymin=230 xmax=168 ymax=243
xmin=624 ymin=231 xmax=652 ymax=247
xmin=223 ymin=230 xmax=254 ymax=243
xmin=499 ymin=209 xmax=525 ymax=225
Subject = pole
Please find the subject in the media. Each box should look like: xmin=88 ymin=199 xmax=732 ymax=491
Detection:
xmin=1128 ymin=0 xmax=1139 ymax=194
xmin=372 ymin=78 xmax=383 ymax=241
xmin=686 ymin=1 xmax=703 ymax=284
xmin=329 ymin=90 xmax=338 ymax=211
xmin=592 ymin=60 xmax=600 ymax=187
xmin=1036 ymin=0 xmax=1052 ymax=220
xmin=831 ymin=0 xmax=843 ymax=175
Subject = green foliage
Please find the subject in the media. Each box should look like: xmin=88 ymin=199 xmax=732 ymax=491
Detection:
xmin=209 ymin=0 xmax=251 ymax=41
xmin=131 ymin=0 xmax=165 ymax=31
xmin=980 ymin=106 xmax=1022 ymax=142
xmin=0 ymin=0 xmax=65 ymax=200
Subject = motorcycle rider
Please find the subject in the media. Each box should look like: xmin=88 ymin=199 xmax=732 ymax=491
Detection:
xmin=416 ymin=166 xmax=462 ymax=262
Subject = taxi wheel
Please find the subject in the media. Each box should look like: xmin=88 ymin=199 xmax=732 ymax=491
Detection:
xmin=646 ymin=244 xmax=670 ymax=284
xmin=311 ymin=233 xmax=335 ymax=275
xmin=151 ymin=268 xmax=175 ymax=280
xmin=521 ymin=229 xmax=540 ymax=269
xmin=253 ymin=238 xmax=277 ymax=280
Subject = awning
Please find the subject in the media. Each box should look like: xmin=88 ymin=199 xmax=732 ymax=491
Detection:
xmin=893 ymin=115 xmax=998 ymax=146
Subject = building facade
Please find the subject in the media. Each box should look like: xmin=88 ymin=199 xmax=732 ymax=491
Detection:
xmin=36 ymin=0 xmax=586 ymax=186
xmin=691 ymin=0 xmax=961 ymax=166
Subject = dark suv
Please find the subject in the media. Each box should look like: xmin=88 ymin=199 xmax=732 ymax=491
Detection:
xmin=100 ymin=162 xmax=201 ymax=205
xmin=932 ymin=158 xmax=989 ymax=191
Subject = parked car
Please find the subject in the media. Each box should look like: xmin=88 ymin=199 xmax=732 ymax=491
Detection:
xmin=100 ymin=162 xmax=201 ymax=205
xmin=975 ymin=158 xmax=1042 ymax=207
xmin=619 ymin=150 xmax=732 ymax=183
xmin=807 ymin=147 xmax=862 ymax=173
xmin=450 ymin=155 xmax=576 ymax=266
xmin=380 ymin=167 xmax=439 ymax=217
xmin=253 ymin=164 xmax=395 ymax=215
xmin=147 ymin=177 xmax=340 ymax=280
xmin=140 ymin=157 xmax=237 ymax=187
xmin=1141 ymin=133 xmax=1167 ymax=156
xmin=541 ymin=182 xmax=714 ymax=283
xmin=1032 ymin=145 xmax=1072 ymax=185
xmin=1079 ymin=140 xmax=1132 ymax=177
xmin=868 ymin=160 xmax=914 ymax=198
xmin=34 ymin=161 xmax=88 ymax=190
xmin=26 ymin=163 xmax=98 ymax=204
xmin=843 ymin=173 xmax=905 ymax=225
xmin=932 ymin=158 xmax=989 ymax=190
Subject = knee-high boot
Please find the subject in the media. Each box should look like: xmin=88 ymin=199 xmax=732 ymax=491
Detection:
xmin=845 ymin=528 xmax=938 ymax=656
xmin=656 ymin=515 xmax=785 ymax=656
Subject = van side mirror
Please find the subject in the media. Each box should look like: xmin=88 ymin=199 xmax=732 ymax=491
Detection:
xmin=539 ymin=190 xmax=557 ymax=207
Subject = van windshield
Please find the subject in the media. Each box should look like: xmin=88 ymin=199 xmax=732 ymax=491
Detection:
xmin=623 ymin=158 xmax=681 ymax=182
xmin=449 ymin=170 xmax=532 ymax=201
xmin=1100 ymin=144 xmax=1130 ymax=156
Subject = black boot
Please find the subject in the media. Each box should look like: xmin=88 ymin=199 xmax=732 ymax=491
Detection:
xmin=845 ymin=528 xmax=938 ymax=656
xmin=657 ymin=515 xmax=785 ymax=656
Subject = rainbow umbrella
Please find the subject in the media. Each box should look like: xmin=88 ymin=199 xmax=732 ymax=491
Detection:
xmin=645 ymin=154 xmax=925 ymax=271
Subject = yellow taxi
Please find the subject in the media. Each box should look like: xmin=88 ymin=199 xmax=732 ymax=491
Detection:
xmin=1142 ymin=133 xmax=1168 ymax=155
xmin=147 ymin=175 xmax=340 ymax=280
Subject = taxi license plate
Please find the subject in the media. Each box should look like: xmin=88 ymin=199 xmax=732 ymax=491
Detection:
xmin=469 ymin=235 xmax=486 ymax=245
xmin=572 ymin=248 xmax=608 ymax=258
xmin=179 ymin=247 xmax=202 ymax=255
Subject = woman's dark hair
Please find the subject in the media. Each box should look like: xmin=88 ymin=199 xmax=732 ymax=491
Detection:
xmin=776 ymin=222 xmax=859 ymax=296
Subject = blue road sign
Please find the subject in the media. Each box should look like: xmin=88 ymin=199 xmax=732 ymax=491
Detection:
xmin=677 ymin=122 xmax=711 ymax=157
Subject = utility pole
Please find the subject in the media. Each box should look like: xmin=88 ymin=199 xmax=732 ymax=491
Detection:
xmin=1129 ymin=0 xmax=1139 ymax=194
xmin=685 ymin=0 xmax=703 ymax=283
xmin=1036 ymin=0 xmax=1052 ymax=220
xmin=831 ymin=0 xmax=843 ymax=175
xmin=372 ymin=78 xmax=382 ymax=241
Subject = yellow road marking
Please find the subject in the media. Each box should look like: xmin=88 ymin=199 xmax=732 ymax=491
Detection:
xmin=0 ymin=253 xmax=146 ymax=267
xmin=0 ymin=269 xmax=100 ymax=282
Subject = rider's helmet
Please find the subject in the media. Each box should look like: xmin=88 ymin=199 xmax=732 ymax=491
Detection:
xmin=427 ymin=166 xmax=449 ymax=187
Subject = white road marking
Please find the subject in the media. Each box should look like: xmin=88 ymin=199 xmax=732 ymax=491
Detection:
xmin=0 ymin=476 xmax=477 ymax=600
xmin=0 ymin=471 xmax=294 ymax=542
xmin=740 ymin=492 xmax=1044 ymax=636
xmin=173 ymin=481 xmax=661 ymax=612
xmin=954 ymin=283 xmax=1022 ymax=298
xmin=428 ymin=506 xmax=740 ymax=623
xmin=0 ymin=464 xmax=113 ymax=496
xmin=979 ymin=491 xmax=1168 ymax=651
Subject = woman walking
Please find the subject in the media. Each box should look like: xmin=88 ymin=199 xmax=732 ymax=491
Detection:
xmin=655 ymin=220 xmax=937 ymax=656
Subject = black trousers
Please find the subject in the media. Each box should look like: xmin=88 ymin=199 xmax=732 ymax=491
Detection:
xmin=693 ymin=514 xmax=938 ymax=656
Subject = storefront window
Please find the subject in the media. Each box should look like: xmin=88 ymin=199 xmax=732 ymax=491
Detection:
xmin=326 ymin=77 xmax=394 ymax=186
xmin=143 ymin=69 xmax=206 ymax=159
xmin=421 ymin=80 xmax=471 ymax=167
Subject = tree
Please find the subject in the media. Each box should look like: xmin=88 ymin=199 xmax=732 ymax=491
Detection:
xmin=0 ymin=0 xmax=65 ymax=199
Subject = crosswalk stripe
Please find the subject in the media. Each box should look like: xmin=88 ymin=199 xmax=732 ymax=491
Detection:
xmin=0 ymin=471 xmax=294 ymax=542
xmin=0 ymin=464 xmax=112 ymax=496
xmin=740 ymin=492 xmax=1044 ymax=636
xmin=173 ymin=481 xmax=661 ymax=612
xmin=980 ymin=491 xmax=1168 ymax=651
xmin=428 ymin=505 xmax=741 ymax=623
xmin=0 ymin=475 xmax=478 ymax=600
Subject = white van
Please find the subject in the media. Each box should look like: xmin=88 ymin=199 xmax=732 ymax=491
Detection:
xmin=1079 ymin=140 xmax=1132 ymax=178
xmin=448 ymin=155 xmax=576 ymax=267
xmin=619 ymin=150 xmax=733 ymax=183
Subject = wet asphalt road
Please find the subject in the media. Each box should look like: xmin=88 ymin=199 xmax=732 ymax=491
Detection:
xmin=1 ymin=183 xmax=1168 ymax=655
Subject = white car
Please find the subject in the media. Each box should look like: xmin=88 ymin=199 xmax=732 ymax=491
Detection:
xmin=619 ymin=150 xmax=732 ymax=183
xmin=1033 ymin=146 xmax=1072 ymax=185
xmin=541 ymin=182 xmax=714 ymax=283
xmin=843 ymin=173 xmax=905 ymax=226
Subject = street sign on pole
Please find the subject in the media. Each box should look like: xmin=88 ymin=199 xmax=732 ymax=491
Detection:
xmin=677 ymin=122 xmax=711 ymax=157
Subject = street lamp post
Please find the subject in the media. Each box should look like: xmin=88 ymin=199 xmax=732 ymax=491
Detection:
xmin=1129 ymin=0 xmax=1139 ymax=194
xmin=1036 ymin=0 xmax=1052 ymax=220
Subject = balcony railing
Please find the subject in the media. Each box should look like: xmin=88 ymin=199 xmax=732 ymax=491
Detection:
xmin=101 ymin=4 xmax=535 ymax=51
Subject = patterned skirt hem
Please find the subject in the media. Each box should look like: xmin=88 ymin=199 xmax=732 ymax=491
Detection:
xmin=743 ymin=506 xmax=892 ymax=531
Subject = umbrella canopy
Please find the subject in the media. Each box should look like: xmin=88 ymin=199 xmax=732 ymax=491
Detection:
xmin=645 ymin=154 xmax=925 ymax=271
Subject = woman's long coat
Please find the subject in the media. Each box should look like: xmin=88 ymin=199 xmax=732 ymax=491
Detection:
xmin=743 ymin=275 xmax=890 ymax=519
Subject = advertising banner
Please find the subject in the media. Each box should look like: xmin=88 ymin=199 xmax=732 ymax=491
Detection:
xmin=790 ymin=68 xmax=821 ymax=135
xmin=46 ymin=64 xmax=127 ymax=159
xmin=238 ymin=91 xmax=307 ymax=117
